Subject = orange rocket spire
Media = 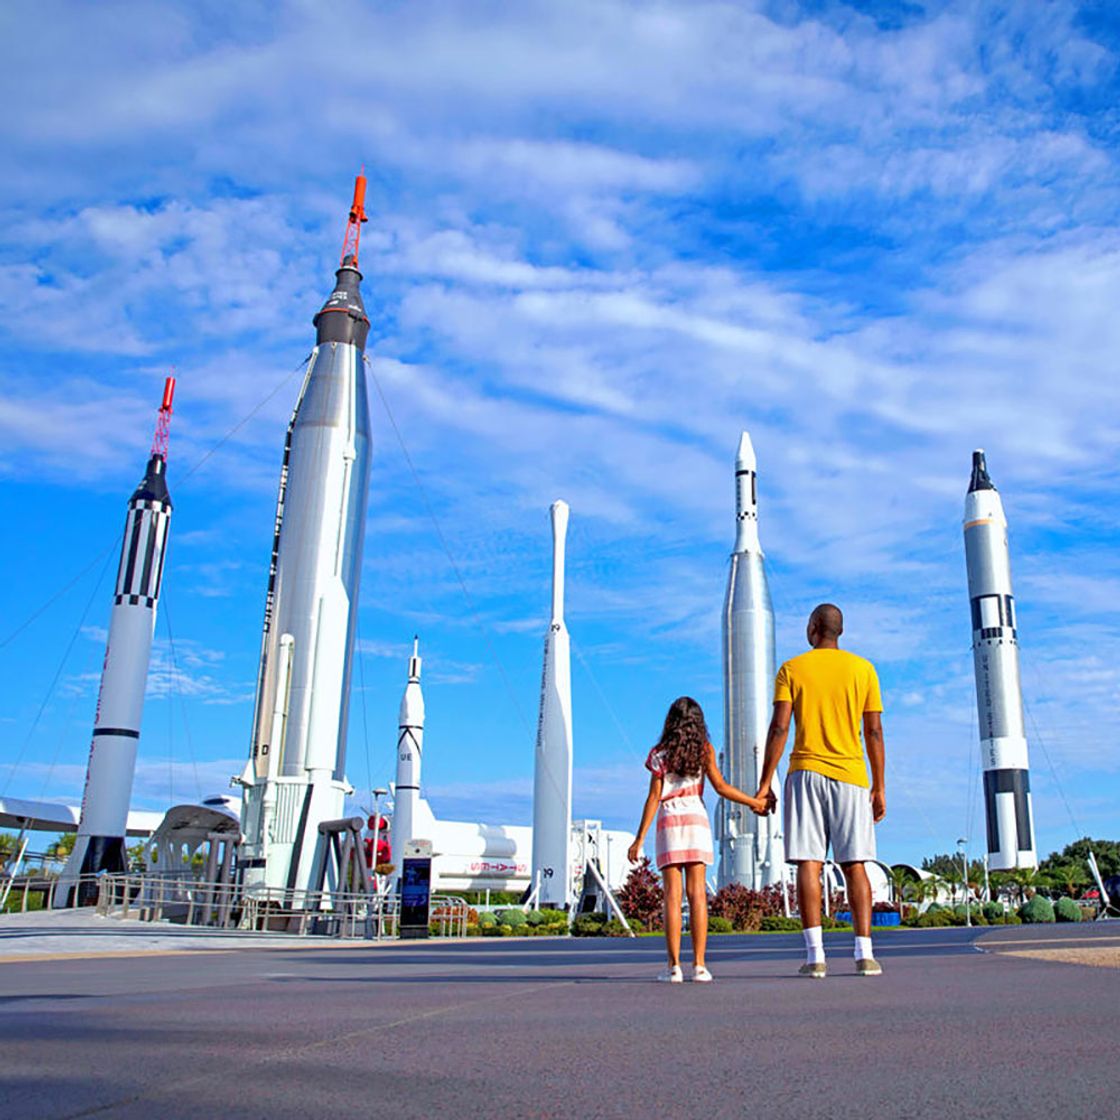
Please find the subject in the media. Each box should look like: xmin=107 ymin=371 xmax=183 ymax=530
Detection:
xmin=339 ymin=169 xmax=369 ymax=268
xmin=151 ymin=374 xmax=176 ymax=461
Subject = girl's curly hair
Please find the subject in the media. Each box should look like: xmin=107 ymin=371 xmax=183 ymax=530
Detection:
xmin=656 ymin=696 xmax=710 ymax=778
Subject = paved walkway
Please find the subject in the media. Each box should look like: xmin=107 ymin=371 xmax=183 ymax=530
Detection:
xmin=1 ymin=917 xmax=1118 ymax=1118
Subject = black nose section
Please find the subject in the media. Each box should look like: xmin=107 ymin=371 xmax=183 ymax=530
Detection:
xmin=313 ymin=255 xmax=370 ymax=351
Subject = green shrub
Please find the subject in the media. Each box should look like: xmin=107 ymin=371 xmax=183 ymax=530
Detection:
xmin=914 ymin=908 xmax=956 ymax=928
xmin=477 ymin=911 xmax=498 ymax=928
xmin=571 ymin=913 xmax=609 ymax=937
xmin=708 ymin=916 xmax=734 ymax=933
xmin=820 ymin=914 xmax=852 ymax=931
xmin=982 ymin=901 xmax=1005 ymax=923
xmin=465 ymin=925 xmax=482 ymax=937
xmin=525 ymin=910 xmax=545 ymax=927
xmin=1019 ymin=895 xmax=1055 ymax=924
xmin=1054 ymin=897 xmax=1082 ymax=923
xmin=601 ymin=919 xmax=634 ymax=937
xmin=760 ymin=915 xmax=802 ymax=932
xmin=495 ymin=908 xmax=528 ymax=928
xmin=539 ymin=907 xmax=570 ymax=926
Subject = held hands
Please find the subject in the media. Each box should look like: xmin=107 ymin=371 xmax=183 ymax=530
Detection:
xmin=751 ymin=787 xmax=778 ymax=816
xmin=871 ymin=787 xmax=886 ymax=823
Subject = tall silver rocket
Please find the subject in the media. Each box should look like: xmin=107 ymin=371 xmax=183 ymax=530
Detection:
xmin=964 ymin=450 xmax=1037 ymax=870
xmin=239 ymin=176 xmax=373 ymax=895
xmin=391 ymin=637 xmax=425 ymax=872
xmin=58 ymin=379 xmax=176 ymax=905
xmin=719 ymin=432 xmax=784 ymax=888
xmin=531 ymin=500 xmax=573 ymax=908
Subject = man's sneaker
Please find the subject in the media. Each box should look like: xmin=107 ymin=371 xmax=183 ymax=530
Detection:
xmin=657 ymin=965 xmax=684 ymax=983
xmin=856 ymin=958 xmax=882 ymax=977
xmin=798 ymin=962 xmax=827 ymax=979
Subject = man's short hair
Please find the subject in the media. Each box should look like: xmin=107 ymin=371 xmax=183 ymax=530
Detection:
xmin=810 ymin=603 xmax=843 ymax=638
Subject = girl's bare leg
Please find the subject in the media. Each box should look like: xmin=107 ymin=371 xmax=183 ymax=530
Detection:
xmin=662 ymin=865 xmax=683 ymax=966
xmin=684 ymin=862 xmax=708 ymax=969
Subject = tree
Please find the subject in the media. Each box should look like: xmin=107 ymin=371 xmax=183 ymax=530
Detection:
xmin=616 ymin=858 xmax=663 ymax=930
xmin=47 ymin=833 xmax=76 ymax=860
xmin=888 ymin=866 xmax=917 ymax=914
xmin=1039 ymin=838 xmax=1120 ymax=897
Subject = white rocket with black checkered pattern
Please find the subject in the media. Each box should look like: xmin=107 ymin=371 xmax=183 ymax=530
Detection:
xmin=56 ymin=383 xmax=175 ymax=904
xmin=964 ymin=450 xmax=1037 ymax=871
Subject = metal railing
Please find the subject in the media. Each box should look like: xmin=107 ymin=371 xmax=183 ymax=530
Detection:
xmin=92 ymin=874 xmax=471 ymax=941
xmin=0 ymin=873 xmax=105 ymax=913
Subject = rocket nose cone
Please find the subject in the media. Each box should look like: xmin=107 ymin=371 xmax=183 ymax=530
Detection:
xmin=314 ymin=258 xmax=371 ymax=350
xmin=969 ymin=449 xmax=996 ymax=493
xmin=736 ymin=431 xmax=756 ymax=470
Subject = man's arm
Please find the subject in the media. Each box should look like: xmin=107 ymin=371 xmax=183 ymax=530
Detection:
xmin=864 ymin=710 xmax=886 ymax=823
xmin=755 ymin=700 xmax=792 ymax=807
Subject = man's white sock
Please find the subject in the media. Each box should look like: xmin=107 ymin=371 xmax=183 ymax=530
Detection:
xmin=854 ymin=935 xmax=873 ymax=961
xmin=803 ymin=926 xmax=825 ymax=964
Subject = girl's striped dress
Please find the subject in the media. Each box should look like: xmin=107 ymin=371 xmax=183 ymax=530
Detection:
xmin=645 ymin=747 xmax=714 ymax=870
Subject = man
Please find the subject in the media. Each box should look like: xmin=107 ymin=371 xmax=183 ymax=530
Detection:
xmin=755 ymin=603 xmax=886 ymax=978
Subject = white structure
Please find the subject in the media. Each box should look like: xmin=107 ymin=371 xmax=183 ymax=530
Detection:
xmin=57 ymin=380 xmax=176 ymax=905
xmin=239 ymin=179 xmax=373 ymax=896
xmin=390 ymin=637 xmax=424 ymax=882
xmin=719 ymin=432 xmax=785 ymax=888
xmin=963 ymin=450 xmax=1037 ymax=870
xmin=531 ymin=500 xmax=574 ymax=908
xmin=384 ymin=640 xmax=631 ymax=897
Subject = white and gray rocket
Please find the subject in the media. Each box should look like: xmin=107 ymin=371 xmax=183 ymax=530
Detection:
xmin=719 ymin=432 xmax=785 ymax=889
xmin=964 ymin=450 xmax=1037 ymax=870
xmin=390 ymin=637 xmax=425 ymax=872
xmin=239 ymin=176 xmax=373 ymax=895
xmin=57 ymin=379 xmax=176 ymax=905
xmin=531 ymin=500 xmax=574 ymax=908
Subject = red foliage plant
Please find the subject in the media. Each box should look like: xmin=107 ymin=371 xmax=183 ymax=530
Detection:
xmin=709 ymin=884 xmax=788 ymax=931
xmin=617 ymin=858 xmax=664 ymax=930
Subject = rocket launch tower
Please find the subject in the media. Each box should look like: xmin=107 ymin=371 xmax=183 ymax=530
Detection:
xmin=964 ymin=450 xmax=1037 ymax=870
xmin=57 ymin=379 xmax=176 ymax=905
xmin=239 ymin=176 xmax=373 ymax=896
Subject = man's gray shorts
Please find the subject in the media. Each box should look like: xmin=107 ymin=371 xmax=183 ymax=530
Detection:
xmin=784 ymin=769 xmax=876 ymax=864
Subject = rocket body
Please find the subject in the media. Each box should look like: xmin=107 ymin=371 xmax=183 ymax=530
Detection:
xmin=719 ymin=432 xmax=784 ymax=889
xmin=240 ymin=257 xmax=372 ymax=895
xmin=531 ymin=501 xmax=574 ymax=908
xmin=964 ymin=450 xmax=1036 ymax=870
xmin=58 ymin=448 xmax=172 ymax=903
xmin=391 ymin=639 xmax=425 ymax=870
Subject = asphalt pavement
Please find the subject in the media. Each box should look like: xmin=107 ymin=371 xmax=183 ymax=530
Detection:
xmin=2 ymin=919 xmax=1118 ymax=1119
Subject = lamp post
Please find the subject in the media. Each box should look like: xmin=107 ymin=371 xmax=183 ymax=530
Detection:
xmin=957 ymin=837 xmax=971 ymax=927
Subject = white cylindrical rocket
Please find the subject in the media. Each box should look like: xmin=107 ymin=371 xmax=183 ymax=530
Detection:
xmin=239 ymin=176 xmax=373 ymax=896
xmin=391 ymin=637 xmax=425 ymax=869
xmin=719 ymin=431 xmax=785 ymax=889
xmin=964 ymin=450 xmax=1037 ymax=870
xmin=531 ymin=500 xmax=574 ymax=908
xmin=57 ymin=379 xmax=176 ymax=905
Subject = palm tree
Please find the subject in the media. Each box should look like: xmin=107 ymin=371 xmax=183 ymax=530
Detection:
xmin=888 ymin=867 xmax=915 ymax=916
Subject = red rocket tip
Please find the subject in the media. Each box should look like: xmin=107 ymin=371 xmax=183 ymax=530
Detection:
xmin=161 ymin=376 xmax=176 ymax=413
xmin=340 ymin=169 xmax=370 ymax=267
xmin=151 ymin=374 xmax=176 ymax=460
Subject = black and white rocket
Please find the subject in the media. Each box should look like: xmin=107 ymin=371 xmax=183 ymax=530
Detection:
xmin=390 ymin=637 xmax=425 ymax=872
xmin=719 ymin=431 xmax=784 ymax=888
xmin=57 ymin=379 xmax=176 ymax=904
xmin=531 ymin=500 xmax=573 ymax=908
xmin=964 ymin=450 xmax=1037 ymax=870
xmin=239 ymin=176 xmax=373 ymax=895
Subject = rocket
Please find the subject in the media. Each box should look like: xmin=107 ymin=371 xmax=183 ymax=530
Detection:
xmin=57 ymin=378 xmax=176 ymax=905
xmin=239 ymin=175 xmax=373 ymax=895
xmin=719 ymin=431 xmax=785 ymax=889
xmin=531 ymin=500 xmax=574 ymax=908
xmin=964 ymin=450 xmax=1037 ymax=870
xmin=390 ymin=637 xmax=425 ymax=872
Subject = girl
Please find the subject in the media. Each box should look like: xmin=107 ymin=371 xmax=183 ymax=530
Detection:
xmin=628 ymin=696 xmax=772 ymax=982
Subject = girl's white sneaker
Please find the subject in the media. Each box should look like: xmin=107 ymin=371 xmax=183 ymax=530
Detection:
xmin=691 ymin=966 xmax=713 ymax=983
xmin=657 ymin=965 xmax=684 ymax=983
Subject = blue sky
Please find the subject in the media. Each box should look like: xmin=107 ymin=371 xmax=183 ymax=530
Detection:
xmin=1 ymin=0 xmax=1118 ymax=866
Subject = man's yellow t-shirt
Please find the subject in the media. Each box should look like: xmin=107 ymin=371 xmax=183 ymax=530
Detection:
xmin=773 ymin=648 xmax=882 ymax=788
